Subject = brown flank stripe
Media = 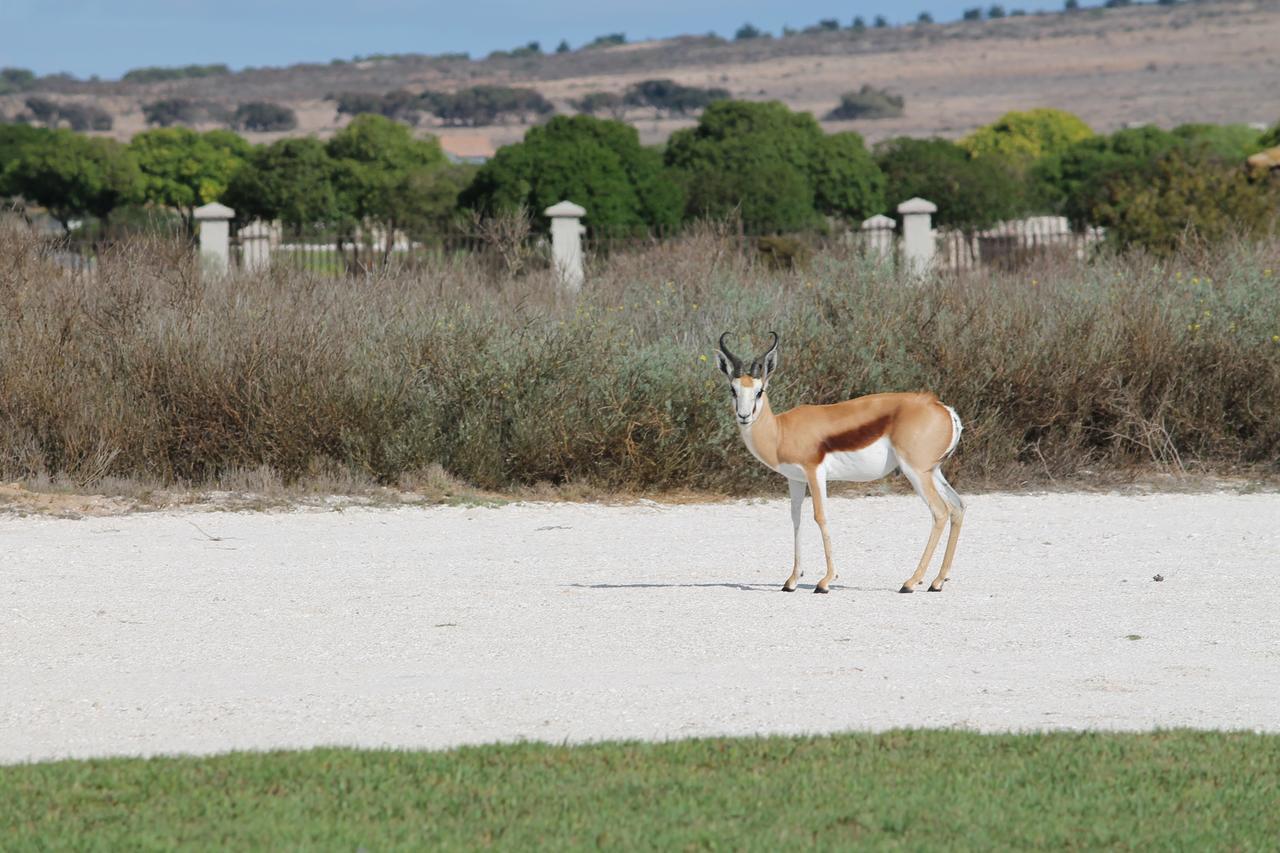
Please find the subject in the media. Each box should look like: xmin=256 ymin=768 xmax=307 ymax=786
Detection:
xmin=820 ymin=415 xmax=892 ymax=457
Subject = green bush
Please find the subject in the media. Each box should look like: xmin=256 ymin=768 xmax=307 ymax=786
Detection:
xmin=1 ymin=130 xmax=142 ymax=228
xmin=1089 ymin=148 xmax=1280 ymax=253
xmin=460 ymin=115 xmax=684 ymax=233
xmin=142 ymin=98 xmax=228 ymax=128
xmin=875 ymin=136 xmax=1026 ymax=231
xmin=960 ymin=108 xmax=1093 ymax=167
xmin=667 ymin=100 xmax=883 ymax=231
xmin=121 ymin=64 xmax=231 ymax=84
xmin=129 ymin=128 xmax=249 ymax=229
xmin=623 ymin=80 xmax=730 ymax=116
xmin=826 ymin=86 xmax=905 ymax=120
xmin=233 ymin=101 xmax=298 ymax=132
xmin=332 ymin=90 xmax=422 ymax=125
xmin=570 ymin=92 xmax=626 ymax=119
xmin=223 ymin=137 xmax=339 ymax=229
xmin=1034 ymin=125 xmax=1182 ymax=226
xmin=1171 ymin=123 xmax=1265 ymax=160
xmin=425 ymin=86 xmax=554 ymax=126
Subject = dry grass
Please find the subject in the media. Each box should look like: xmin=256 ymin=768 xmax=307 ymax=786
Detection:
xmin=1 ymin=219 xmax=1278 ymax=503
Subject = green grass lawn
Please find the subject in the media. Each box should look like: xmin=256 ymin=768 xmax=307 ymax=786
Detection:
xmin=4 ymin=730 xmax=1278 ymax=850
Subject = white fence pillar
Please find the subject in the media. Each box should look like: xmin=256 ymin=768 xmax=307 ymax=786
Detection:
xmin=240 ymin=220 xmax=272 ymax=274
xmin=897 ymin=197 xmax=937 ymax=275
xmin=544 ymin=200 xmax=586 ymax=293
xmin=194 ymin=202 xmax=234 ymax=275
xmin=860 ymin=213 xmax=896 ymax=262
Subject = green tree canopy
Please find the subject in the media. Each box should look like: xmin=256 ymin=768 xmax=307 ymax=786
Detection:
xmin=1032 ymin=125 xmax=1182 ymax=226
xmin=666 ymin=101 xmax=885 ymax=231
xmin=0 ymin=124 xmax=54 ymax=177
xmin=875 ymin=136 xmax=1025 ymax=232
xmin=326 ymin=113 xmax=450 ymax=235
xmin=129 ymin=127 xmax=249 ymax=228
xmin=811 ymin=131 xmax=886 ymax=221
xmin=222 ymin=137 xmax=339 ymax=229
xmin=460 ymin=114 xmax=684 ymax=233
xmin=2 ymin=130 xmax=142 ymax=228
xmin=960 ymin=108 xmax=1094 ymax=167
xmin=1090 ymin=147 xmax=1280 ymax=253
xmin=1170 ymin=123 xmax=1265 ymax=161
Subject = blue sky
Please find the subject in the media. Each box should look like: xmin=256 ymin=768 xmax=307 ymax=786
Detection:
xmin=4 ymin=0 xmax=1070 ymax=79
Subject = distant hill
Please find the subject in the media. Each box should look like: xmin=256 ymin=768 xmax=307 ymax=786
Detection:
xmin=3 ymin=0 xmax=1277 ymax=154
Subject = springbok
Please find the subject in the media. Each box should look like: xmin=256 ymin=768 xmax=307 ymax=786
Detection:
xmin=715 ymin=332 xmax=965 ymax=594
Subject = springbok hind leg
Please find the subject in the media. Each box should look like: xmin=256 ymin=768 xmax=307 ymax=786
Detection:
xmin=927 ymin=468 xmax=965 ymax=592
xmin=898 ymin=464 xmax=949 ymax=594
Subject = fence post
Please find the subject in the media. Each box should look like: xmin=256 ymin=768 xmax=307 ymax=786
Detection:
xmin=240 ymin=220 xmax=272 ymax=274
xmin=897 ymin=197 xmax=937 ymax=275
xmin=860 ymin=213 xmax=896 ymax=263
xmin=194 ymin=202 xmax=234 ymax=275
xmin=544 ymin=200 xmax=586 ymax=293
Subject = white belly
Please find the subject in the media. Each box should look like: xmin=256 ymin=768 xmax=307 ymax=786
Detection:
xmin=820 ymin=437 xmax=898 ymax=482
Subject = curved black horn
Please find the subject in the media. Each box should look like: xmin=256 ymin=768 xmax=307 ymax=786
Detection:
xmin=718 ymin=332 xmax=742 ymax=371
xmin=749 ymin=332 xmax=779 ymax=378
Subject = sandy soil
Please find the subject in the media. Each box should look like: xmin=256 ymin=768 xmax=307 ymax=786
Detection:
xmin=3 ymin=491 xmax=1278 ymax=764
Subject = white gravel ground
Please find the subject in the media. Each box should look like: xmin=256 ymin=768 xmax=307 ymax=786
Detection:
xmin=3 ymin=491 xmax=1279 ymax=764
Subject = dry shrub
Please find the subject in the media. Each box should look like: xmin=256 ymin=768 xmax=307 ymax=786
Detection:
xmin=1 ymin=219 xmax=1278 ymax=494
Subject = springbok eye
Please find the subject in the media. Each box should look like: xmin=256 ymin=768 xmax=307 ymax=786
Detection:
xmin=755 ymin=389 xmax=763 ymax=399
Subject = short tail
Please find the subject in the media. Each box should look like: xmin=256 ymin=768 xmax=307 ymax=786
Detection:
xmin=940 ymin=403 xmax=963 ymax=460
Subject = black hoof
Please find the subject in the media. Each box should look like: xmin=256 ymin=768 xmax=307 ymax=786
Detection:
xmin=814 ymin=586 xmax=830 ymax=594
xmin=781 ymin=585 xmax=796 ymax=592
xmin=927 ymin=585 xmax=943 ymax=593
xmin=898 ymin=585 xmax=914 ymax=594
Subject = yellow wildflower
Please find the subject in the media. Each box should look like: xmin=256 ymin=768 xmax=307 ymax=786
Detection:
xmin=699 ymin=354 xmax=708 ymax=362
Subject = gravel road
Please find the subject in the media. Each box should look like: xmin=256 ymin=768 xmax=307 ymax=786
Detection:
xmin=3 ymin=492 xmax=1278 ymax=764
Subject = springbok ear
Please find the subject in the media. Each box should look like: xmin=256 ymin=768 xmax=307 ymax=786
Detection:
xmin=761 ymin=332 xmax=779 ymax=381
xmin=714 ymin=349 xmax=734 ymax=379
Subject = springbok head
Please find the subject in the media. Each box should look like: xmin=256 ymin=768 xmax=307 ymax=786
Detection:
xmin=715 ymin=331 xmax=779 ymax=426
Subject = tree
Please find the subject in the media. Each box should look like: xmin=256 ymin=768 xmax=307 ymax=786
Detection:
xmin=0 ymin=67 xmax=36 ymax=95
xmin=0 ymin=124 xmax=53 ymax=179
xmin=826 ymin=86 xmax=905 ymax=120
xmin=460 ymin=114 xmax=684 ymax=234
xmin=1064 ymin=0 xmax=1080 ymax=10
xmin=811 ymin=132 xmax=886 ymax=221
xmin=918 ymin=12 xmax=935 ymax=23
xmin=1091 ymin=147 xmax=1279 ymax=253
xmin=555 ymin=40 xmax=571 ymax=54
xmin=960 ymin=108 xmax=1093 ymax=167
xmin=143 ymin=98 xmax=204 ymax=127
xmin=222 ymin=137 xmax=339 ymax=229
xmin=735 ymin=23 xmax=763 ymax=39
xmin=875 ymin=136 xmax=1026 ymax=232
xmin=1171 ymin=123 xmax=1265 ymax=160
xmin=666 ymin=100 xmax=882 ymax=231
xmin=963 ymin=8 xmax=983 ymax=20
xmin=851 ymin=16 xmax=867 ymax=31
xmin=623 ymin=80 xmax=730 ymax=117
xmin=233 ymin=101 xmax=298 ymax=132
xmin=129 ymin=127 xmax=249 ymax=230
xmin=988 ymin=5 xmax=1007 ymax=18
xmin=326 ymin=114 xmax=452 ymax=246
xmin=425 ymin=86 xmax=555 ymax=126
xmin=873 ymin=15 xmax=888 ymax=27
xmin=570 ymin=92 xmax=627 ymax=120
xmin=2 ymin=130 xmax=142 ymax=229
xmin=1032 ymin=125 xmax=1182 ymax=225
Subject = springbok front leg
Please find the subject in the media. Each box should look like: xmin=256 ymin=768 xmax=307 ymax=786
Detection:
xmin=897 ymin=464 xmax=951 ymax=593
xmin=781 ymin=478 xmax=806 ymax=592
xmin=805 ymin=467 xmax=838 ymax=594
